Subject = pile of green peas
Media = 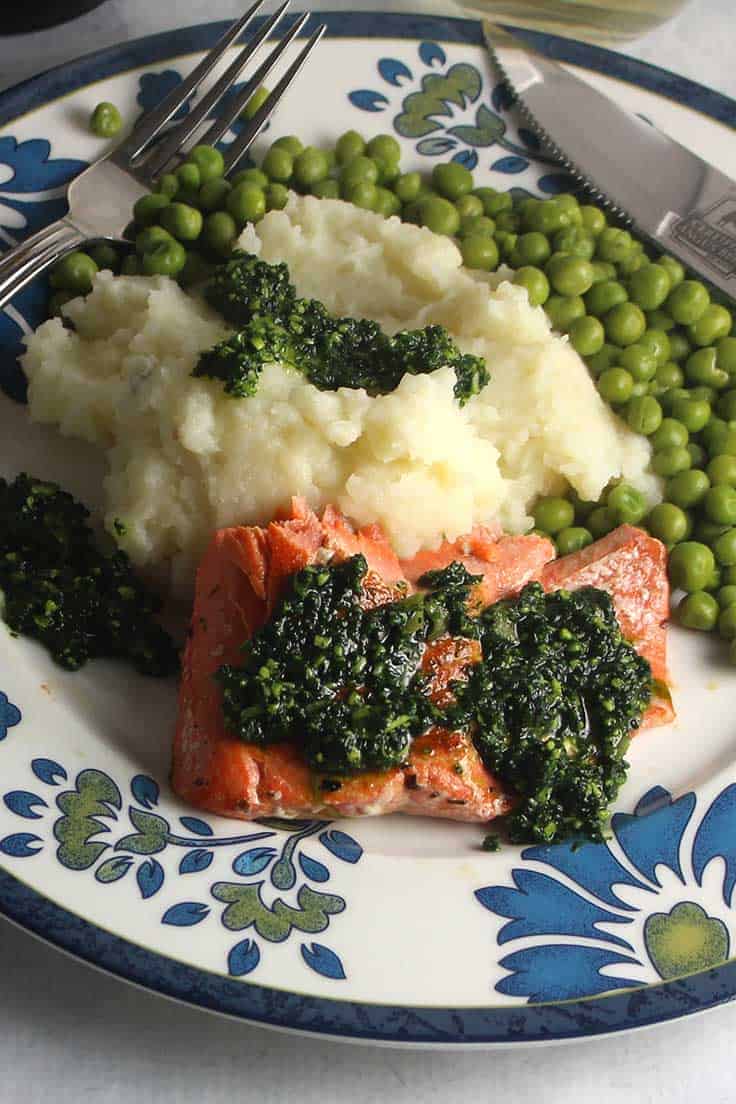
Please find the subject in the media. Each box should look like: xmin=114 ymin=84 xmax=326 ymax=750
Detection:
xmin=48 ymin=121 xmax=736 ymax=660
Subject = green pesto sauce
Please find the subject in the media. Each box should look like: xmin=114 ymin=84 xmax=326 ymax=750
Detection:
xmin=194 ymin=252 xmax=489 ymax=404
xmin=217 ymin=556 xmax=652 ymax=844
xmin=0 ymin=474 xmax=178 ymax=675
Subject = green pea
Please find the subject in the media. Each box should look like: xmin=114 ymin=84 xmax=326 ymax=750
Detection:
xmin=580 ymin=205 xmax=606 ymax=235
xmin=133 ymin=192 xmax=171 ymax=226
xmin=272 ymin=135 xmax=303 ymax=158
xmin=717 ymin=390 xmax=736 ymax=421
xmin=676 ymin=591 xmax=719 ymax=631
xmin=48 ymin=290 xmax=75 ymax=317
xmin=688 ymin=442 xmax=707 ymax=468
xmin=590 ymin=261 xmax=617 ymax=285
xmin=684 ymin=347 xmax=728 ymax=391
xmin=666 ymin=469 xmax=711 ymax=509
xmin=262 ymin=146 xmax=294 ymax=183
xmin=652 ymin=362 xmax=684 ymax=394
xmin=604 ymin=301 xmax=646 ymax=347
xmin=373 ymin=187 xmax=401 ymax=218
xmin=646 ymin=309 xmax=676 ymax=333
xmin=626 ymin=394 xmax=662 ymax=435
xmin=552 ymin=227 xmax=595 ymax=260
xmin=665 ymin=334 xmax=690 ymax=365
xmin=459 ymin=214 xmax=496 ymax=238
xmin=718 ymin=604 xmax=736 ymax=638
xmin=334 ymin=129 xmax=364 ymax=163
xmin=666 ymin=280 xmax=710 ymax=325
xmin=49 ymin=251 xmax=98 ymax=294
xmin=120 ymin=254 xmax=139 ymax=276
xmin=225 ymin=184 xmax=265 ymax=227
xmin=365 ymin=133 xmax=400 ymax=164
xmin=460 ymin=234 xmax=499 ymax=272
xmin=533 ymin=496 xmax=575 ymax=535
xmin=495 ymin=210 xmax=520 ymax=233
xmin=87 ymin=242 xmax=119 ymax=272
xmin=569 ymin=315 xmax=605 ymax=356
xmin=176 ymin=162 xmax=201 ymax=193
xmin=637 ymin=329 xmax=670 ymax=365
xmin=607 ymin=482 xmax=647 ymax=524
xmin=546 ymin=255 xmax=595 ymax=297
xmin=344 ymin=180 xmax=377 ymax=210
xmin=703 ymin=484 xmax=736 ymax=525
xmin=598 ymin=366 xmax=634 ymax=405
xmin=417 ymin=195 xmax=460 ymax=236
xmin=475 ymin=188 xmax=511 ymax=218
xmin=701 ymin=418 xmax=736 ymax=457
xmin=135 ymin=225 xmax=173 ymax=256
xmin=555 ymin=194 xmax=582 ymax=223
xmin=393 ymin=172 xmax=422 ymax=205
xmin=647 ymin=502 xmax=689 ymax=545
xmin=513 ymin=266 xmax=550 ymax=308
xmin=341 ymin=156 xmax=380 ymax=191
xmin=241 ymin=85 xmax=269 ymax=120
xmin=652 ymin=445 xmax=691 ymax=477
xmin=293 ymin=147 xmax=329 ymax=189
xmin=707 ymin=454 xmax=736 ymax=486
xmin=617 ymin=249 xmax=646 ymax=277
xmin=265 ymin=182 xmax=289 ymax=211
xmin=586 ymin=343 xmax=619 ymax=377
xmin=494 ymin=231 xmax=518 ymax=259
xmin=722 ymin=565 xmax=736 ymax=585
xmin=718 ymin=584 xmax=736 ymax=608
xmin=231 ymin=167 xmax=269 ymax=190
xmin=713 ymin=527 xmax=736 ymax=566
xmin=688 ymin=304 xmax=732 ymax=347
xmin=626 ymin=263 xmax=671 ymax=310
xmin=588 ymin=505 xmax=615 ymax=538
xmin=568 ymin=489 xmax=598 ymax=520
xmin=156 ymin=173 xmax=179 ymax=199
xmin=660 ymin=386 xmax=690 ymax=412
xmin=89 ymin=101 xmax=122 ymax=138
xmin=545 ymin=294 xmax=586 ymax=332
xmin=310 ymin=178 xmax=339 ymax=201
xmin=524 ymin=199 xmax=569 ymax=235
xmin=668 ymin=541 xmax=715 ymax=592
xmin=618 ymin=343 xmax=656 ymax=382
xmin=140 ymin=237 xmax=186 ymax=276
xmin=584 ymin=279 xmax=628 ymax=317
xmin=430 ymin=162 xmax=473 ymax=200
xmin=716 ymin=336 xmax=736 ymax=377
xmin=658 ymin=254 xmax=685 ymax=288
xmin=630 ymin=381 xmax=648 ymax=399
xmin=595 ymin=227 xmax=633 ymax=264
xmin=455 ymin=194 xmax=484 ymax=220
xmin=511 ymin=231 xmax=551 ymax=268
xmin=202 ymin=210 xmax=237 ymax=257
xmin=556 ymin=526 xmax=593 ymax=555
xmin=670 ymin=395 xmax=711 ymax=433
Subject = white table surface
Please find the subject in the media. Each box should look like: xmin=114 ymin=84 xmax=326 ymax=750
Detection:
xmin=1 ymin=1 xmax=735 ymax=1100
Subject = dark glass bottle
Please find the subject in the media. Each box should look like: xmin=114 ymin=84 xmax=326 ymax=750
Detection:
xmin=2 ymin=1 xmax=108 ymax=34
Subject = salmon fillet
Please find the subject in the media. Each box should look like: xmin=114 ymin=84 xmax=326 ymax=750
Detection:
xmin=172 ymin=506 xmax=672 ymax=823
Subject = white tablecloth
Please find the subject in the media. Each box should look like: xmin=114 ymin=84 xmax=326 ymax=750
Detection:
xmin=1 ymin=2 xmax=734 ymax=1100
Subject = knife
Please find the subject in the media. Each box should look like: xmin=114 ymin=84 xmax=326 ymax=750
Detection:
xmin=482 ymin=22 xmax=736 ymax=301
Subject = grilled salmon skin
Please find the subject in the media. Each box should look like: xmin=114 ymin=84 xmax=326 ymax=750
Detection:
xmin=172 ymin=503 xmax=671 ymax=822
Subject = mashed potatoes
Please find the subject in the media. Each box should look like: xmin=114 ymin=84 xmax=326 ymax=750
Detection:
xmin=22 ymin=195 xmax=658 ymax=591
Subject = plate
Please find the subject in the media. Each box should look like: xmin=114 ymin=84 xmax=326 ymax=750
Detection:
xmin=1 ymin=12 xmax=736 ymax=1047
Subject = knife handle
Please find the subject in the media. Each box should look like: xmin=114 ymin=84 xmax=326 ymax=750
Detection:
xmin=656 ymin=165 xmax=736 ymax=303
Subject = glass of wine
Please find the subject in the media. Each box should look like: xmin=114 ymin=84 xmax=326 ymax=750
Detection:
xmin=459 ymin=0 xmax=690 ymax=42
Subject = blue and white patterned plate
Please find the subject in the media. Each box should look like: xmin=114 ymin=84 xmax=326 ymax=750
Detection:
xmin=1 ymin=13 xmax=736 ymax=1047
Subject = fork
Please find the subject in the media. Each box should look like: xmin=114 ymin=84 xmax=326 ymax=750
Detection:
xmin=0 ymin=2 xmax=325 ymax=312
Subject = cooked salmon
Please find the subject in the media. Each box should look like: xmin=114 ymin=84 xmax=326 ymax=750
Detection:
xmin=172 ymin=504 xmax=672 ymax=823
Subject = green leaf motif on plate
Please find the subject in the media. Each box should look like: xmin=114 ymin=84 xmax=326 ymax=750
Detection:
xmin=395 ymin=64 xmax=482 ymax=138
xmin=212 ymin=881 xmax=345 ymax=942
xmin=645 ymin=901 xmax=730 ymax=980
xmin=446 ymin=104 xmax=506 ymax=148
xmin=115 ymin=807 xmax=170 ymax=855
xmin=53 ymin=768 xmax=122 ymax=871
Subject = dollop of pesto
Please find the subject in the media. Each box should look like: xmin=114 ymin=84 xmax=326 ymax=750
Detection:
xmin=0 ymin=474 xmax=178 ymax=676
xmin=195 ymin=251 xmax=488 ymax=404
xmin=217 ymin=555 xmax=652 ymax=844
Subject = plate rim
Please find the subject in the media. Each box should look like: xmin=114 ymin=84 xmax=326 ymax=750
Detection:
xmin=1 ymin=11 xmax=735 ymax=1046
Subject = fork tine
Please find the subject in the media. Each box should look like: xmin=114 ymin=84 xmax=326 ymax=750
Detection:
xmin=196 ymin=11 xmax=310 ymax=151
xmin=116 ymin=2 xmax=266 ymax=164
xmin=222 ymin=24 xmax=326 ymax=174
xmin=144 ymin=0 xmax=292 ymax=179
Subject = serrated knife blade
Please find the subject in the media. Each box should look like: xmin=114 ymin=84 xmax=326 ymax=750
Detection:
xmin=483 ymin=21 xmax=736 ymax=300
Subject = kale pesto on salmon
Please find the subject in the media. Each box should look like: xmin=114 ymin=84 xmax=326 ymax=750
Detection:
xmin=173 ymin=500 xmax=671 ymax=844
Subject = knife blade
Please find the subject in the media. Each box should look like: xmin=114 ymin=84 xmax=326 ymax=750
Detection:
xmin=482 ymin=21 xmax=736 ymax=301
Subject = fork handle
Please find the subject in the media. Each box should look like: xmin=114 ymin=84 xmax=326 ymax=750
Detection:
xmin=0 ymin=217 xmax=87 ymax=313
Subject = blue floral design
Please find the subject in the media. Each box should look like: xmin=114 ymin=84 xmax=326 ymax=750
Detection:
xmin=348 ymin=41 xmax=564 ymax=180
xmin=476 ymin=784 xmax=736 ymax=1002
xmin=0 ymin=743 xmax=362 ymax=981
xmin=0 ymin=692 xmax=21 ymax=741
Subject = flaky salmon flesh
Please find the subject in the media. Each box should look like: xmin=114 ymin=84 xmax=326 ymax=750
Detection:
xmin=172 ymin=502 xmax=672 ymax=823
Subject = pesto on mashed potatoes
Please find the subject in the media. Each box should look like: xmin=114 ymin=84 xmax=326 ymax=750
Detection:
xmin=21 ymin=195 xmax=659 ymax=592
